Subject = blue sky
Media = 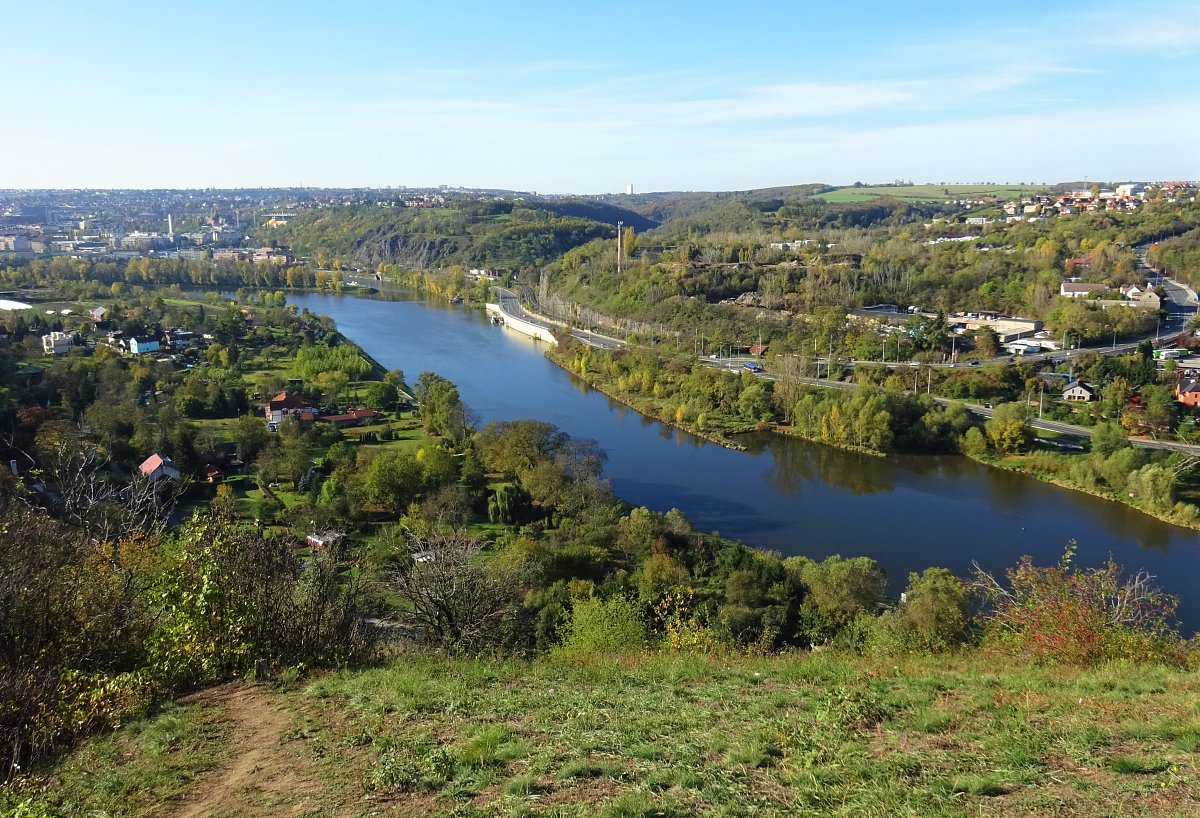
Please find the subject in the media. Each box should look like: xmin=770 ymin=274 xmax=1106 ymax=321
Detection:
xmin=2 ymin=1 xmax=1197 ymax=192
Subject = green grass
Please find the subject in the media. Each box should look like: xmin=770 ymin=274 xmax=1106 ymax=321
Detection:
xmin=816 ymin=184 xmax=1049 ymax=203
xmin=296 ymin=651 xmax=1200 ymax=816
xmin=22 ymin=650 xmax=1200 ymax=816
xmin=7 ymin=701 xmax=229 ymax=816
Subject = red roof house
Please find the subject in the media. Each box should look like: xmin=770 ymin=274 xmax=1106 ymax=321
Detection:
xmin=139 ymin=453 xmax=181 ymax=483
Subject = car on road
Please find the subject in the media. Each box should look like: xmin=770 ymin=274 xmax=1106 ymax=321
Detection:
xmin=969 ymin=360 xmax=981 ymax=367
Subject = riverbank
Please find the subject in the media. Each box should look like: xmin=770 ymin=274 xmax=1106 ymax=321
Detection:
xmin=969 ymin=449 xmax=1200 ymax=532
xmin=550 ymin=336 xmax=1200 ymax=531
xmin=546 ymin=346 xmax=753 ymax=450
xmin=282 ymin=288 xmax=1200 ymax=635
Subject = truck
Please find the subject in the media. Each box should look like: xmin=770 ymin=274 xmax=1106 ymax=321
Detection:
xmin=742 ymin=362 xmax=764 ymax=373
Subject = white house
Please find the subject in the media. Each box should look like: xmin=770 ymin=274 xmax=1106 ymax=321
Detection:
xmin=1119 ymin=285 xmax=1161 ymax=307
xmin=41 ymin=332 xmax=74 ymax=355
xmin=1062 ymin=380 xmax=1098 ymax=402
xmin=139 ymin=453 xmax=182 ymax=483
xmin=127 ymin=336 xmax=161 ymax=354
xmin=1060 ymin=282 xmax=1108 ymax=298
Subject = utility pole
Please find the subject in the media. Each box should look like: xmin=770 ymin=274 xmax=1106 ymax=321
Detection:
xmin=616 ymin=220 xmax=623 ymax=275
xmin=927 ymin=367 xmax=932 ymax=394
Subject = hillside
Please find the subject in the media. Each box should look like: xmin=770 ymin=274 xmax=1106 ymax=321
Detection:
xmin=265 ymin=201 xmax=617 ymax=270
xmin=815 ymin=183 xmax=1051 ymax=204
xmin=17 ymin=651 xmax=1199 ymax=817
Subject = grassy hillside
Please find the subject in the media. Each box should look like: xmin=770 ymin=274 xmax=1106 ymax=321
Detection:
xmin=816 ymin=184 xmax=1050 ymax=203
xmin=15 ymin=650 xmax=1200 ymax=817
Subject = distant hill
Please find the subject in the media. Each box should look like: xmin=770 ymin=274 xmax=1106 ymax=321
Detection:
xmin=815 ymin=183 xmax=1051 ymax=203
xmin=264 ymin=201 xmax=615 ymax=269
xmin=530 ymin=197 xmax=659 ymax=232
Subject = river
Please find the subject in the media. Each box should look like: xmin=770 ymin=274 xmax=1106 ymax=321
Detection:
xmin=288 ymin=289 xmax=1200 ymax=633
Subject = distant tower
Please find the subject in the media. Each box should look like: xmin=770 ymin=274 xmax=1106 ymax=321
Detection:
xmin=626 ymin=183 xmax=633 ymax=195
xmin=166 ymin=214 xmax=174 ymax=235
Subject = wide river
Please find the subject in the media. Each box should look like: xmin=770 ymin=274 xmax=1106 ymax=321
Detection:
xmin=289 ymin=290 xmax=1200 ymax=633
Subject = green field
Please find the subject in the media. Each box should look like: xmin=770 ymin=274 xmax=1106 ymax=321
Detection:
xmin=21 ymin=651 xmax=1200 ymax=817
xmin=817 ymin=184 xmax=1050 ymax=204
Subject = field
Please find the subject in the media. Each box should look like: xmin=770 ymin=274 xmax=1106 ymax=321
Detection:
xmin=17 ymin=651 xmax=1200 ymax=817
xmin=816 ymin=184 xmax=1050 ymax=204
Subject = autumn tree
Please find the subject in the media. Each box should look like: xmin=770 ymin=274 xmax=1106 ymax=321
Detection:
xmin=985 ymin=402 xmax=1033 ymax=454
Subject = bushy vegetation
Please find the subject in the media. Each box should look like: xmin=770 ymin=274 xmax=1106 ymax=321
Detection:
xmin=0 ymin=496 xmax=372 ymax=776
xmin=974 ymin=544 xmax=1184 ymax=665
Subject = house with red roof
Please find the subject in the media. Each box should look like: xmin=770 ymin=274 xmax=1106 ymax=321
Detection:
xmin=264 ymin=391 xmax=317 ymax=429
xmin=318 ymin=407 xmax=379 ymax=428
xmin=139 ymin=453 xmax=181 ymax=483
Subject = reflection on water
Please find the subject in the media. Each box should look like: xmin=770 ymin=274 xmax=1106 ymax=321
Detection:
xmin=286 ymin=290 xmax=1200 ymax=633
xmin=741 ymin=432 xmax=897 ymax=497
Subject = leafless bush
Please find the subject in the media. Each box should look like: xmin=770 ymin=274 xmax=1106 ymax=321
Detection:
xmin=389 ymin=530 xmax=517 ymax=652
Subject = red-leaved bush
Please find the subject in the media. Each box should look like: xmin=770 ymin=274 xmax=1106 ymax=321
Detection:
xmin=973 ymin=543 xmax=1182 ymax=665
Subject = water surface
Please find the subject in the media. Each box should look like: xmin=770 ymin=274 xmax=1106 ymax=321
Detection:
xmin=289 ymin=290 xmax=1200 ymax=633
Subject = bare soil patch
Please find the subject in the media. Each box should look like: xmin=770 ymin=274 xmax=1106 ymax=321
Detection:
xmin=171 ymin=684 xmax=328 ymax=818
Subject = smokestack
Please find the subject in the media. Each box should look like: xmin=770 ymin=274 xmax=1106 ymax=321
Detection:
xmin=167 ymin=214 xmax=174 ymax=235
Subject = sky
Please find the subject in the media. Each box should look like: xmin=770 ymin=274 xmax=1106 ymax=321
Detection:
xmin=2 ymin=0 xmax=1198 ymax=192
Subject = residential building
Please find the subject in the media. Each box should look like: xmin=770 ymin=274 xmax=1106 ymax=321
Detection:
xmin=1176 ymin=376 xmax=1200 ymax=407
xmin=306 ymin=531 xmax=343 ymax=551
xmin=127 ymin=336 xmax=161 ymax=354
xmin=1062 ymin=380 xmax=1098 ymax=402
xmin=1119 ymin=285 xmax=1162 ymax=307
xmin=41 ymin=331 xmax=74 ymax=355
xmin=264 ymin=391 xmax=316 ymax=428
xmin=0 ymin=235 xmax=33 ymax=252
xmin=318 ymin=407 xmax=379 ymax=428
xmin=139 ymin=453 xmax=181 ymax=483
xmin=1060 ymin=282 xmax=1108 ymax=298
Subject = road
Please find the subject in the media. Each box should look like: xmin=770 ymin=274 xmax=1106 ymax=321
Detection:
xmin=490 ymin=286 xmax=625 ymax=349
xmin=713 ymin=368 xmax=1200 ymax=456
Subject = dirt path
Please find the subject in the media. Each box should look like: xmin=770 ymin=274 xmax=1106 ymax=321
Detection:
xmin=171 ymin=684 xmax=328 ymax=818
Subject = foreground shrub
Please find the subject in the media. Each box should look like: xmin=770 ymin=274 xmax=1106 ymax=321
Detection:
xmin=973 ymin=544 xmax=1182 ymax=665
xmin=873 ymin=568 xmax=973 ymax=654
xmin=555 ymin=595 xmax=648 ymax=659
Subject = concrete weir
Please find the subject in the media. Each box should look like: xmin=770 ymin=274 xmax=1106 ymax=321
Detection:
xmin=485 ymin=302 xmax=558 ymax=345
